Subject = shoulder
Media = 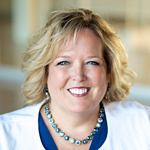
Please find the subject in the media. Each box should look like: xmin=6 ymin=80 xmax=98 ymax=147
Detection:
xmin=104 ymin=100 xmax=150 ymax=125
xmin=0 ymin=100 xmax=47 ymax=150
xmin=0 ymin=99 xmax=47 ymax=123
xmin=104 ymin=100 xmax=150 ymax=114
xmin=102 ymin=101 xmax=150 ymax=149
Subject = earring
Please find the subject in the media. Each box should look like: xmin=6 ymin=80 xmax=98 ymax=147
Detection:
xmin=104 ymin=82 xmax=111 ymax=100
xmin=44 ymin=86 xmax=50 ymax=100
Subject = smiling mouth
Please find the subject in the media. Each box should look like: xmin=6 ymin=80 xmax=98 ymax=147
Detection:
xmin=68 ymin=88 xmax=90 ymax=95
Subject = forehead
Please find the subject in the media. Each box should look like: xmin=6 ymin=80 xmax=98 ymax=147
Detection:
xmin=55 ymin=28 xmax=103 ymax=57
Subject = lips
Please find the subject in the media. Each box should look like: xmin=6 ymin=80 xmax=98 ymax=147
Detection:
xmin=68 ymin=87 xmax=90 ymax=97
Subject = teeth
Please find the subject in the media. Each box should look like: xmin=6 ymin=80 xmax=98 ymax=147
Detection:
xmin=69 ymin=88 xmax=88 ymax=94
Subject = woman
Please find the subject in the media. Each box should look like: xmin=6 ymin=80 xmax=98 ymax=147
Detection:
xmin=0 ymin=8 xmax=150 ymax=150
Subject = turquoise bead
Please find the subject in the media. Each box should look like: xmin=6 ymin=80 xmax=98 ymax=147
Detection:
xmin=93 ymin=128 xmax=99 ymax=132
xmin=98 ymin=118 xmax=103 ymax=123
xmin=69 ymin=138 xmax=75 ymax=144
xmin=82 ymin=139 xmax=88 ymax=144
xmin=49 ymin=118 xmax=53 ymax=123
xmin=87 ymin=136 xmax=92 ymax=140
xmin=52 ymin=123 xmax=56 ymax=128
xmin=100 ymin=108 xmax=104 ymax=112
xmin=76 ymin=140 xmax=81 ymax=145
xmin=59 ymin=132 xmax=64 ymax=137
xmin=47 ymin=114 xmax=51 ymax=119
xmin=64 ymin=135 xmax=69 ymax=140
xmin=96 ymin=122 xmax=101 ymax=128
xmin=91 ymin=131 xmax=96 ymax=136
xmin=45 ymin=106 xmax=49 ymax=110
xmin=56 ymin=128 xmax=60 ymax=133
xmin=45 ymin=110 xmax=50 ymax=114
xmin=99 ymin=112 xmax=104 ymax=118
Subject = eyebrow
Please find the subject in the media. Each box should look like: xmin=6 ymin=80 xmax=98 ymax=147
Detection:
xmin=87 ymin=56 xmax=102 ymax=59
xmin=56 ymin=55 xmax=102 ymax=60
xmin=56 ymin=56 xmax=71 ymax=59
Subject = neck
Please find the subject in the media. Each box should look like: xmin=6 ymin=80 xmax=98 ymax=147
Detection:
xmin=49 ymin=101 xmax=100 ymax=139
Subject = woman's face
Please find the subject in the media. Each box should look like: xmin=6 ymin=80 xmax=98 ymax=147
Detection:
xmin=47 ymin=28 xmax=109 ymax=114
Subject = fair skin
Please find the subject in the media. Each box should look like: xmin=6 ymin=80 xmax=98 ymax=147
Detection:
xmin=40 ymin=28 xmax=110 ymax=150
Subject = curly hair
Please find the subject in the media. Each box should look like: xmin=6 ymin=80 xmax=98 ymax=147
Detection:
xmin=22 ymin=8 xmax=136 ymax=106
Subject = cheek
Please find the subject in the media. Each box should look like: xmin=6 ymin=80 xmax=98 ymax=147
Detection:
xmin=90 ymin=69 xmax=108 ymax=99
xmin=88 ymin=68 xmax=107 ymax=84
xmin=47 ymin=68 xmax=68 ymax=88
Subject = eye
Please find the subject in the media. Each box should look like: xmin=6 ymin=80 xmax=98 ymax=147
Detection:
xmin=57 ymin=61 xmax=69 ymax=66
xmin=88 ymin=61 xmax=100 ymax=65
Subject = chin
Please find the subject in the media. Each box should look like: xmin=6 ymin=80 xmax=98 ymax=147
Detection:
xmin=67 ymin=103 xmax=92 ymax=114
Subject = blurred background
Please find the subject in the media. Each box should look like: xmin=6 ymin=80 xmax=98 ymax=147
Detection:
xmin=0 ymin=0 xmax=150 ymax=114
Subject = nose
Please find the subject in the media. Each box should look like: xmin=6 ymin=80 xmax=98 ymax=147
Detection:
xmin=71 ymin=63 xmax=87 ymax=82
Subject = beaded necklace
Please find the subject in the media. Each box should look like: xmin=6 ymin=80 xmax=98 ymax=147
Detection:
xmin=45 ymin=102 xmax=105 ymax=145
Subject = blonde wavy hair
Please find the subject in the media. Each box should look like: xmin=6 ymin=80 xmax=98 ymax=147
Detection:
xmin=22 ymin=8 xmax=136 ymax=106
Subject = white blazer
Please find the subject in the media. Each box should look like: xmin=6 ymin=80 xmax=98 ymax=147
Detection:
xmin=0 ymin=99 xmax=150 ymax=150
